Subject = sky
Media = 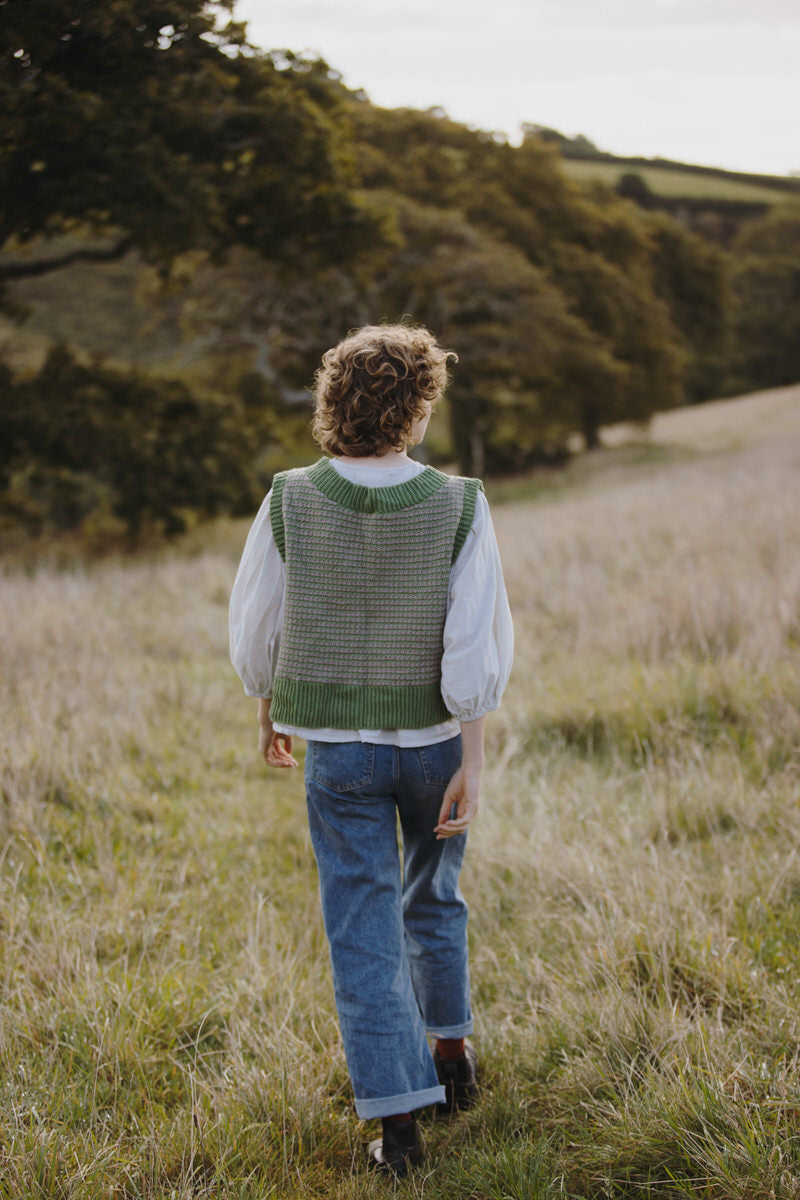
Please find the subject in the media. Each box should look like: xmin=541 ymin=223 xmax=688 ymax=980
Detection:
xmin=233 ymin=0 xmax=800 ymax=176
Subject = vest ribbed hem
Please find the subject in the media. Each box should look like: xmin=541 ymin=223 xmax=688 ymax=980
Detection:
xmin=271 ymin=677 xmax=451 ymax=729
xmin=306 ymin=458 xmax=451 ymax=513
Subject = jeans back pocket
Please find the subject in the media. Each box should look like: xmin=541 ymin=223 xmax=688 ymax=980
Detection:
xmin=418 ymin=736 xmax=462 ymax=786
xmin=306 ymin=741 xmax=375 ymax=792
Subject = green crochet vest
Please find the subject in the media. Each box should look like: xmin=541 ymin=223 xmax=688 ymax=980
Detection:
xmin=269 ymin=458 xmax=482 ymax=729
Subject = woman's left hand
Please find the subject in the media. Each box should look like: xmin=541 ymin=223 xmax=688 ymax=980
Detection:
xmin=434 ymin=766 xmax=480 ymax=838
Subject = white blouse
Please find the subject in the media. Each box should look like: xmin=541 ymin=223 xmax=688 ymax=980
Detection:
xmin=229 ymin=458 xmax=513 ymax=747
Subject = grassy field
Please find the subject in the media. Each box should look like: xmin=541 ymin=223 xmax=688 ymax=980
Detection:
xmin=560 ymin=158 xmax=800 ymax=205
xmin=2 ymin=386 xmax=800 ymax=1197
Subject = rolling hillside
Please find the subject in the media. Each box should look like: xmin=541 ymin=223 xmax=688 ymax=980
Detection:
xmin=561 ymin=156 xmax=800 ymax=205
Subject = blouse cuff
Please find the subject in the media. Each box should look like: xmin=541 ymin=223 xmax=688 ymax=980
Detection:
xmin=446 ymin=701 xmax=500 ymax=723
xmin=243 ymin=686 xmax=273 ymax=699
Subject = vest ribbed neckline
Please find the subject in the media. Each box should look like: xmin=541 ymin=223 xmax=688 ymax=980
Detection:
xmin=307 ymin=458 xmax=450 ymax=513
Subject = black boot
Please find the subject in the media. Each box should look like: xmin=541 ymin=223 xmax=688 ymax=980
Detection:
xmin=433 ymin=1040 xmax=479 ymax=1114
xmin=367 ymin=1115 xmax=422 ymax=1177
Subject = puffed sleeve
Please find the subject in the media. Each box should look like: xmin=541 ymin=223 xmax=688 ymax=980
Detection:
xmin=441 ymin=491 xmax=513 ymax=720
xmin=229 ymin=490 xmax=285 ymax=698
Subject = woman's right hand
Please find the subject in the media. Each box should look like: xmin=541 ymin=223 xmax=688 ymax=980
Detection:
xmin=259 ymin=724 xmax=298 ymax=768
xmin=258 ymin=698 xmax=298 ymax=768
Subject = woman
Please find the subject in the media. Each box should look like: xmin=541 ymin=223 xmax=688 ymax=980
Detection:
xmin=229 ymin=323 xmax=513 ymax=1177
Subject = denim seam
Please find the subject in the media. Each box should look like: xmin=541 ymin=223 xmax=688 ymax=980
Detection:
xmin=354 ymin=1084 xmax=446 ymax=1120
xmin=426 ymin=1019 xmax=475 ymax=1038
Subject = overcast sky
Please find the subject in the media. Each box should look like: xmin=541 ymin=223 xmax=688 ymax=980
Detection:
xmin=234 ymin=0 xmax=799 ymax=176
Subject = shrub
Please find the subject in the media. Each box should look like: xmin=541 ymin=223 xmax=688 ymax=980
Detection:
xmin=0 ymin=345 xmax=261 ymax=540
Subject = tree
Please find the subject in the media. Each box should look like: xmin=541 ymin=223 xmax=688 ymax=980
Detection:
xmin=0 ymin=344 xmax=259 ymax=536
xmin=728 ymin=211 xmax=800 ymax=391
xmin=0 ymin=5 xmax=383 ymax=541
xmin=344 ymin=193 xmax=625 ymax=474
xmin=167 ymin=99 xmax=707 ymax=466
xmin=616 ymin=173 xmax=655 ymax=207
xmin=458 ymin=137 xmax=686 ymax=446
xmin=645 ymin=214 xmax=730 ymax=402
xmin=0 ymin=1 xmax=371 ymax=283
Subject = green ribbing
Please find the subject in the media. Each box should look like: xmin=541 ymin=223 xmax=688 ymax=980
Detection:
xmin=271 ymin=677 xmax=451 ymax=729
xmin=270 ymin=471 xmax=288 ymax=560
xmin=452 ymin=478 xmax=484 ymax=563
xmin=306 ymin=458 xmax=452 ymax=513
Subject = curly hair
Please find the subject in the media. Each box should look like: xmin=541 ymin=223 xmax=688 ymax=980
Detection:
xmin=311 ymin=324 xmax=456 ymax=457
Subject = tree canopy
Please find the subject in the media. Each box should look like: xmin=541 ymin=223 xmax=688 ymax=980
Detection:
xmin=729 ymin=210 xmax=800 ymax=391
xmin=0 ymin=0 xmax=371 ymax=281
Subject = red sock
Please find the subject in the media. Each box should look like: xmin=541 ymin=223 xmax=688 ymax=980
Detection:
xmin=384 ymin=1112 xmax=412 ymax=1126
xmin=436 ymin=1037 xmax=465 ymax=1060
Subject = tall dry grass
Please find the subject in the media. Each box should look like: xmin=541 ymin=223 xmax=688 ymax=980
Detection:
xmin=2 ymin=394 xmax=800 ymax=1197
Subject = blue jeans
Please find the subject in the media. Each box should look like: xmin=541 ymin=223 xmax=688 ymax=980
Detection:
xmin=304 ymin=736 xmax=473 ymax=1120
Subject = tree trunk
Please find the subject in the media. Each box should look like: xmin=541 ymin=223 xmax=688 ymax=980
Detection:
xmin=581 ymin=404 xmax=602 ymax=451
xmin=469 ymin=429 xmax=486 ymax=478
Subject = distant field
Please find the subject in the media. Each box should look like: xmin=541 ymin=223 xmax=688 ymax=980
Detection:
xmin=561 ymin=157 xmax=800 ymax=204
xmin=489 ymin=383 xmax=800 ymax=508
xmin=606 ymin=383 xmax=800 ymax=450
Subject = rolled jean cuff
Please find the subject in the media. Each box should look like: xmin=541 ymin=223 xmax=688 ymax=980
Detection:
xmin=426 ymin=1019 xmax=474 ymax=1038
xmin=355 ymin=1085 xmax=446 ymax=1120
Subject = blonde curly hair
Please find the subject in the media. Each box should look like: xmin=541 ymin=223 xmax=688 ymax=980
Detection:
xmin=311 ymin=324 xmax=456 ymax=457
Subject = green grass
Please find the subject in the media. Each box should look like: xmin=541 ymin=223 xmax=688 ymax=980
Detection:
xmin=561 ymin=158 xmax=800 ymax=205
xmin=2 ymin=399 xmax=800 ymax=1196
